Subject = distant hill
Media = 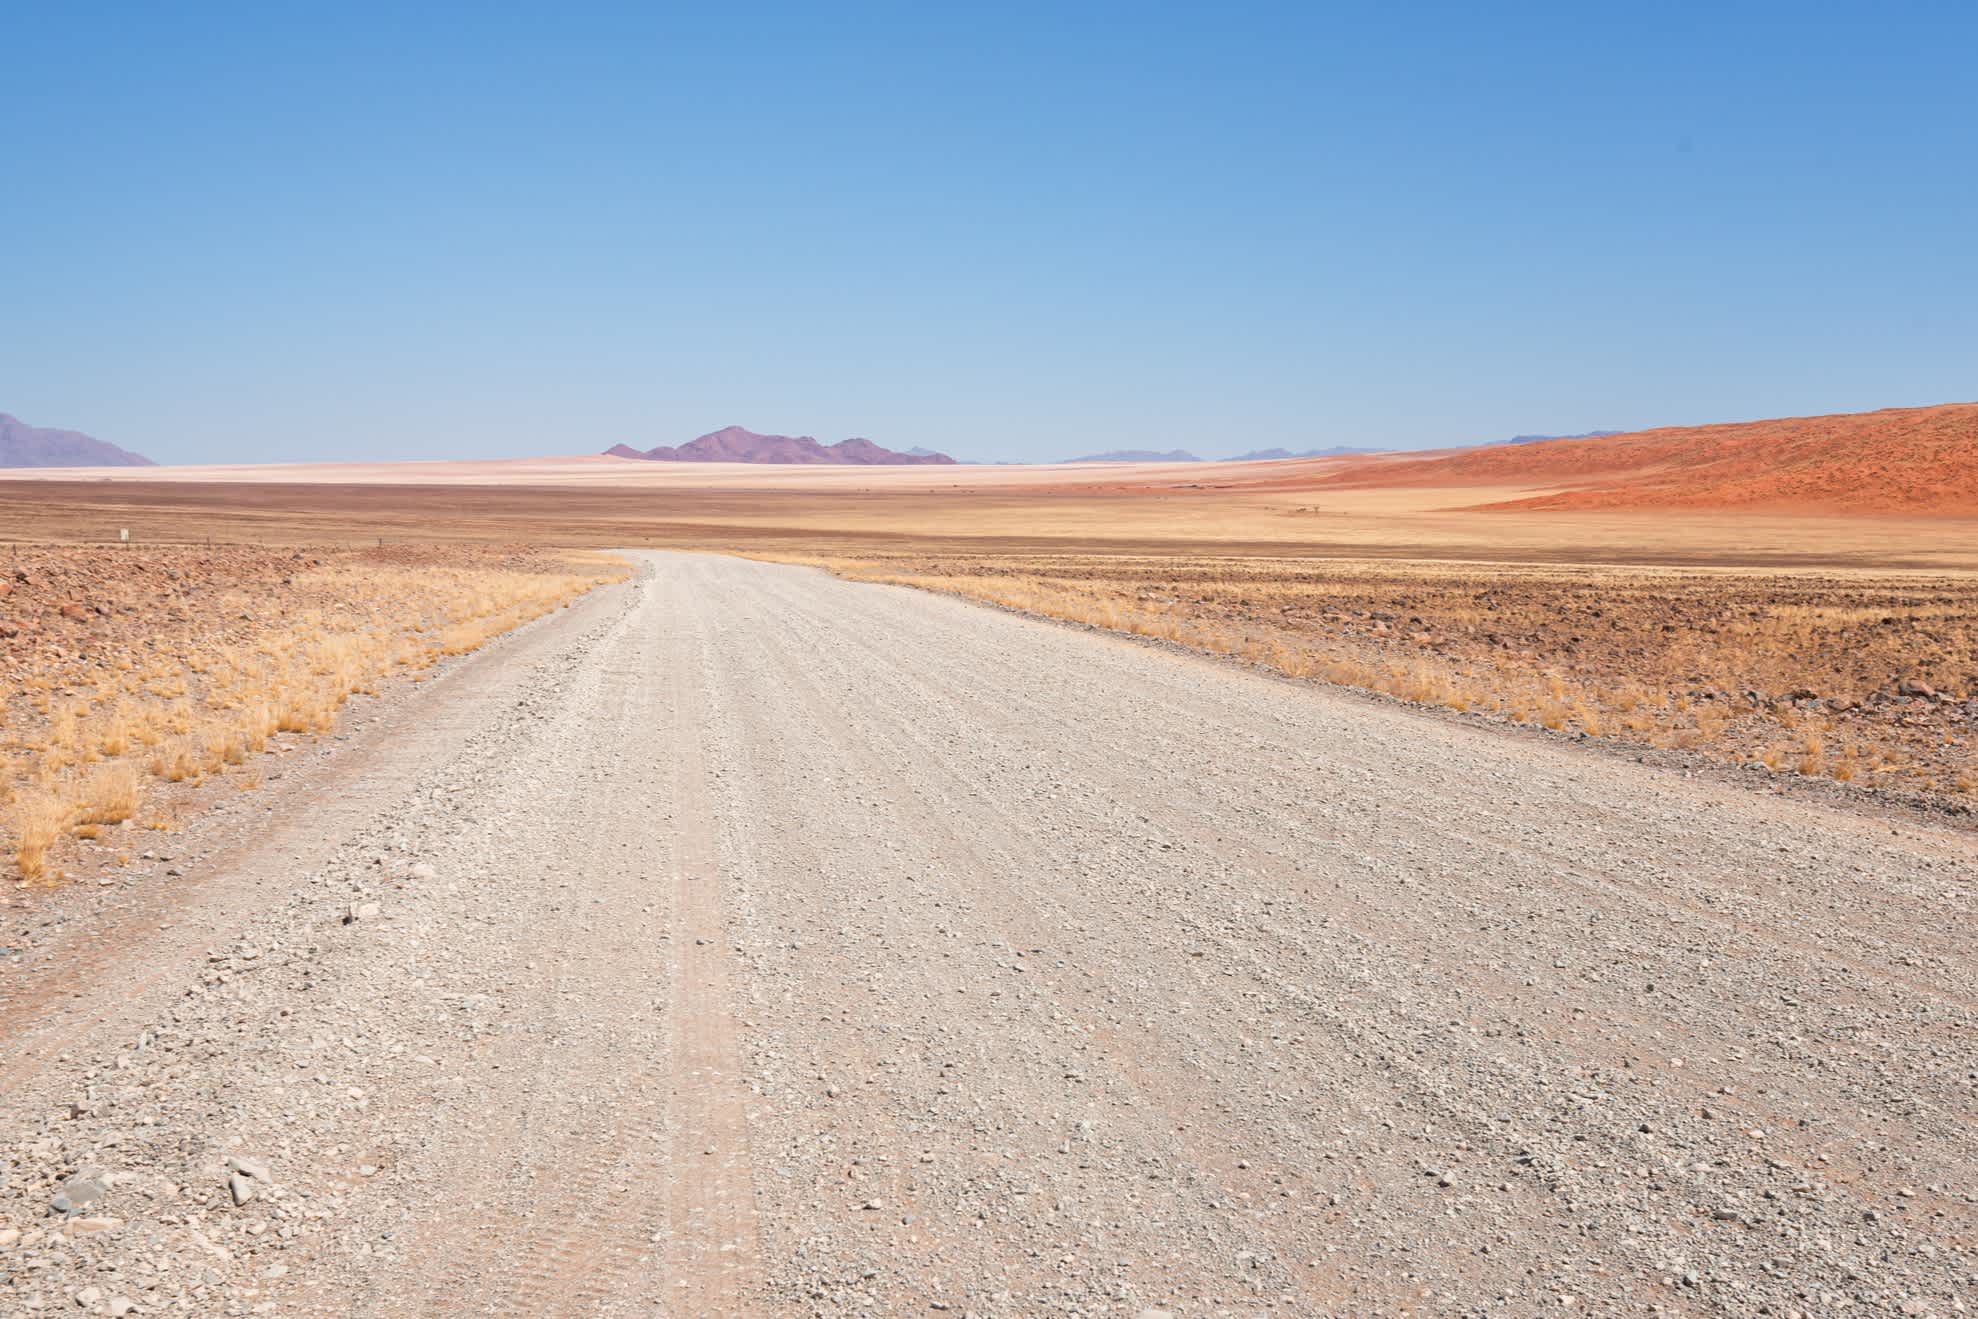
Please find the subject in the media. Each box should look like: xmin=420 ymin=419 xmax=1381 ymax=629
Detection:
xmin=0 ymin=413 xmax=154 ymax=468
xmin=1065 ymin=449 xmax=1202 ymax=463
xmin=608 ymin=426 xmax=954 ymax=465
xmin=1228 ymin=445 xmax=1380 ymax=461
xmin=1065 ymin=445 xmax=1379 ymax=463
xmin=1315 ymin=403 xmax=1978 ymax=514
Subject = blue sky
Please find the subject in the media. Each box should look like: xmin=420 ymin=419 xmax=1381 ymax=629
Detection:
xmin=3 ymin=1 xmax=1974 ymax=464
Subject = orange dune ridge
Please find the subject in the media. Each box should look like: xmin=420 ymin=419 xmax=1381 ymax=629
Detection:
xmin=1305 ymin=402 xmax=1978 ymax=514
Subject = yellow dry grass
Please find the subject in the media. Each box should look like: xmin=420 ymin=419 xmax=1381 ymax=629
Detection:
xmin=3 ymin=550 xmax=626 ymax=882
xmin=757 ymin=551 xmax=1978 ymax=807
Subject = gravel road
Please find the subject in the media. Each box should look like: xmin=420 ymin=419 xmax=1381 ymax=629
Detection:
xmin=3 ymin=551 xmax=1973 ymax=1317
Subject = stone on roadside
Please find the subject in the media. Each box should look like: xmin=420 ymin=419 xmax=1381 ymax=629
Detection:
xmin=66 ymin=1216 xmax=123 ymax=1234
xmin=49 ymin=1174 xmax=108 ymax=1216
xmin=227 ymin=1156 xmax=273 ymax=1184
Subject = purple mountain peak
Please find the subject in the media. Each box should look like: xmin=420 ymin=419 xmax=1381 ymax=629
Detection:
xmin=605 ymin=426 xmax=955 ymax=465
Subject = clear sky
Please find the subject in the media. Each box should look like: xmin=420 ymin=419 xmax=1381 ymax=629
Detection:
xmin=4 ymin=2 xmax=1974 ymax=465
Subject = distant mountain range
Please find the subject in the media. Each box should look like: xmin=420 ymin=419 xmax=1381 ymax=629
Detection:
xmin=1064 ymin=435 xmax=1632 ymax=463
xmin=607 ymin=426 xmax=955 ymax=465
xmin=1064 ymin=445 xmax=1380 ymax=463
xmin=0 ymin=413 xmax=154 ymax=468
xmin=1229 ymin=445 xmax=1382 ymax=461
xmin=1064 ymin=449 xmax=1204 ymax=463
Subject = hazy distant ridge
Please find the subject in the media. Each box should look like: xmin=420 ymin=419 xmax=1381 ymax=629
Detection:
xmin=1064 ymin=449 xmax=1204 ymax=463
xmin=1066 ymin=445 xmax=1381 ymax=463
xmin=1228 ymin=445 xmax=1382 ymax=461
xmin=607 ymin=426 xmax=955 ymax=465
xmin=0 ymin=413 xmax=155 ymax=468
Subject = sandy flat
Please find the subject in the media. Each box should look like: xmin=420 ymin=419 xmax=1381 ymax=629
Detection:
xmin=5 ymin=450 xmax=1396 ymax=492
xmin=8 ymin=452 xmax=1978 ymax=571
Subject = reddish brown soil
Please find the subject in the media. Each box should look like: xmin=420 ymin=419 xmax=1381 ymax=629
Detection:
xmin=0 ymin=544 xmax=593 ymax=685
xmin=1310 ymin=402 xmax=1978 ymax=513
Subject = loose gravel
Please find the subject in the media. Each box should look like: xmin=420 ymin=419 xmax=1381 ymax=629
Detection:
xmin=1 ymin=551 xmax=1972 ymax=1317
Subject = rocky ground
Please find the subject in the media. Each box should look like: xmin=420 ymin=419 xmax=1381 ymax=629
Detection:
xmin=794 ymin=553 xmax=1978 ymax=808
xmin=1 ymin=552 xmax=1972 ymax=1316
xmin=0 ymin=542 xmax=595 ymax=666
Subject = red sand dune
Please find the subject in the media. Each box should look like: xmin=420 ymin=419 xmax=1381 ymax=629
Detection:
xmin=1315 ymin=402 xmax=1978 ymax=514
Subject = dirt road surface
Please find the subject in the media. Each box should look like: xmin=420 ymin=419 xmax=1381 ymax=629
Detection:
xmin=3 ymin=552 xmax=1973 ymax=1317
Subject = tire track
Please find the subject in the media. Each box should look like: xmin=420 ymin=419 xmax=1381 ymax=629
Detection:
xmin=657 ymin=566 xmax=766 ymax=1315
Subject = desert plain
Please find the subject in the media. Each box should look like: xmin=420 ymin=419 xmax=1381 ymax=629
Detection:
xmin=9 ymin=408 xmax=1978 ymax=824
xmin=1 ymin=406 xmax=1975 ymax=1316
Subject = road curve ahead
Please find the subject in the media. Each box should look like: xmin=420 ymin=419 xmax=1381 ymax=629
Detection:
xmin=1 ymin=551 xmax=1972 ymax=1316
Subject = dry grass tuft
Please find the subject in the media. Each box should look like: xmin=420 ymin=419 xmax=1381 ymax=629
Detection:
xmin=12 ymin=795 xmax=67 ymax=883
xmin=77 ymin=762 xmax=141 ymax=826
xmin=3 ymin=546 xmax=628 ymax=881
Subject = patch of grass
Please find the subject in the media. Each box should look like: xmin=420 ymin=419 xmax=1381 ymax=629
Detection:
xmin=4 ymin=546 xmax=628 ymax=881
xmin=13 ymin=795 xmax=66 ymax=883
xmin=77 ymin=762 xmax=141 ymax=827
xmin=757 ymin=549 xmax=1978 ymax=807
